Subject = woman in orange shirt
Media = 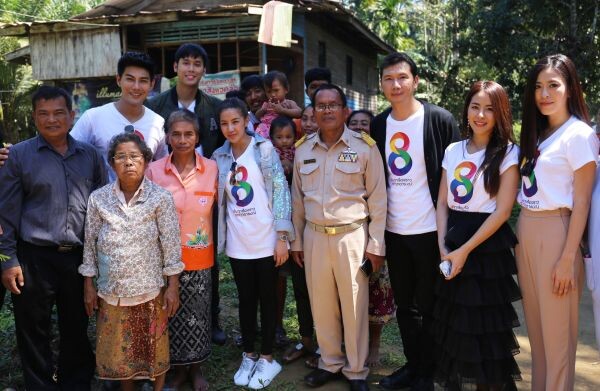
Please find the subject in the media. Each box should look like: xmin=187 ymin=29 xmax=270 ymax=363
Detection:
xmin=146 ymin=109 xmax=218 ymax=391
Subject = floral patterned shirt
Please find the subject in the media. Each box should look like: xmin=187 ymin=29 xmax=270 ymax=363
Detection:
xmin=79 ymin=177 xmax=184 ymax=299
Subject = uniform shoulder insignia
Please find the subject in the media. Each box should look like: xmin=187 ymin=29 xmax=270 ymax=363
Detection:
xmin=294 ymin=134 xmax=307 ymax=148
xmin=360 ymin=131 xmax=376 ymax=147
xmin=296 ymin=133 xmax=316 ymax=148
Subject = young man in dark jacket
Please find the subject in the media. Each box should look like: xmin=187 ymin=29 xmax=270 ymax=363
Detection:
xmin=146 ymin=43 xmax=224 ymax=159
xmin=370 ymin=53 xmax=460 ymax=391
xmin=146 ymin=43 xmax=227 ymax=345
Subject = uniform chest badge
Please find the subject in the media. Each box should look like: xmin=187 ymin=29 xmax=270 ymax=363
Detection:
xmin=338 ymin=147 xmax=358 ymax=163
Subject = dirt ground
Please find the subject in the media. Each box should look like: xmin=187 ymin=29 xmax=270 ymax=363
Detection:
xmin=276 ymin=288 xmax=600 ymax=390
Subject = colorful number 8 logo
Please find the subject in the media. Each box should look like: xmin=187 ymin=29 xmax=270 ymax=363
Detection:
xmin=388 ymin=132 xmax=412 ymax=176
xmin=231 ymin=166 xmax=254 ymax=207
xmin=450 ymin=161 xmax=476 ymax=204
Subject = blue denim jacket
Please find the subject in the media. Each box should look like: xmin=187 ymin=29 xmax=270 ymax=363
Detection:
xmin=211 ymin=133 xmax=294 ymax=254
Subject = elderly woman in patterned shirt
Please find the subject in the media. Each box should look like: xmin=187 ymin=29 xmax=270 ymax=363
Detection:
xmin=79 ymin=132 xmax=184 ymax=391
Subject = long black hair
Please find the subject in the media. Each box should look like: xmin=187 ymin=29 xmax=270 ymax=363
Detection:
xmin=520 ymin=54 xmax=590 ymax=164
xmin=462 ymin=81 xmax=515 ymax=197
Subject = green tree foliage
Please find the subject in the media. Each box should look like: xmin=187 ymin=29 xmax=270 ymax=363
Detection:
xmin=0 ymin=0 xmax=103 ymax=143
xmin=347 ymin=0 xmax=600 ymax=124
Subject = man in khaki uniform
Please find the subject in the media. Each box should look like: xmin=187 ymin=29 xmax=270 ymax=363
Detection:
xmin=291 ymin=84 xmax=387 ymax=391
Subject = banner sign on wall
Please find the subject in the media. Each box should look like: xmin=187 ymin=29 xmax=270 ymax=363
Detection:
xmin=199 ymin=70 xmax=241 ymax=100
xmin=59 ymin=76 xmax=164 ymax=122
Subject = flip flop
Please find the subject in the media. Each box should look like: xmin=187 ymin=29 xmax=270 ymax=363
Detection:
xmin=304 ymin=348 xmax=321 ymax=369
xmin=283 ymin=342 xmax=309 ymax=363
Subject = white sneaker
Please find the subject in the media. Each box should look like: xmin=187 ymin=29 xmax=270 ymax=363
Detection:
xmin=248 ymin=358 xmax=282 ymax=389
xmin=234 ymin=353 xmax=258 ymax=386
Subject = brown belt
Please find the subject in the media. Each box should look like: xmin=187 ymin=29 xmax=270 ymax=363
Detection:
xmin=306 ymin=218 xmax=367 ymax=235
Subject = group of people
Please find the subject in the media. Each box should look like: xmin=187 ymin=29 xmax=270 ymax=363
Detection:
xmin=0 ymin=41 xmax=598 ymax=391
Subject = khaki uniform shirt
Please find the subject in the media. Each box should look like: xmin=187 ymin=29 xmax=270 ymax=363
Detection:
xmin=291 ymin=126 xmax=387 ymax=256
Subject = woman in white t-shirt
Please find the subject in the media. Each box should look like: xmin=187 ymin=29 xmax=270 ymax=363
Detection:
xmin=434 ymin=81 xmax=521 ymax=390
xmin=516 ymin=54 xmax=598 ymax=391
xmin=211 ymin=98 xmax=293 ymax=390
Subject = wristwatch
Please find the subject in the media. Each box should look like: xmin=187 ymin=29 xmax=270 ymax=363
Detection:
xmin=278 ymin=234 xmax=289 ymax=242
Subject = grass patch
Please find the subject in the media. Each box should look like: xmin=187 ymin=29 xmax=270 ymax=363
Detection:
xmin=0 ymin=256 xmax=404 ymax=390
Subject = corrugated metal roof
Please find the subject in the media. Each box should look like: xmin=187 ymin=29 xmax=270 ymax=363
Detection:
xmin=72 ymin=1 xmax=301 ymax=20
xmin=0 ymin=0 xmax=393 ymax=53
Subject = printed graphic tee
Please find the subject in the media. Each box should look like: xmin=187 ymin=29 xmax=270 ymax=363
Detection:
xmin=517 ymin=116 xmax=599 ymax=211
xmin=442 ymin=141 xmax=519 ymax=213
xmin=225 ymin=138 xmax=277 ymax=259
xmin=385 ymin=106 xmax=437 ymax=234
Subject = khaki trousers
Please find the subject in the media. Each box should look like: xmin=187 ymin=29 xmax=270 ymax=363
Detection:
xmin=303 ymin=225 xmax=369 ymax=379
xmin=515 ymin=208 xmax=582 ymax=391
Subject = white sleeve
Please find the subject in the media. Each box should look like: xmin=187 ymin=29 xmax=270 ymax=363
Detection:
xmin=153 ymin=117 xmax=168 ymax=160
xmin=441 ymin=144 xmax=451 ymax=170
xmin=500 ymin=144 xmax=519 ymax=174
xmin=566 ymin=125 xmax=599 ymax=171
xmin=70 ymin=110 xmax=92 ymax=143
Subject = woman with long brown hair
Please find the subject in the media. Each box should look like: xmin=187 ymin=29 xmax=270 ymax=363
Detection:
xmin=433 ymin=81 xmax=521 ymax=390
xmin=516 ymin=54 xmax=598 ymax=391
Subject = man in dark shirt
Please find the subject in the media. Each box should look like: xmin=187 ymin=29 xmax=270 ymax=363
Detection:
xmin=240 ymin=74 xmax=267 ymax=132
xmin=0 ymin=86 xmax=106 ymax=390
xmin=371 ymin=53 xmax=459 ymax=391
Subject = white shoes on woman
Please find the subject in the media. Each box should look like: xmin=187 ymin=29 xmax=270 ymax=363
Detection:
xmin=234 ymin=353 xmax=282 ymax=389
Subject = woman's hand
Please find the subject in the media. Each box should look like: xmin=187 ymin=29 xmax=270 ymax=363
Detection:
xmin=443 ymin=246 xmax=470 ymax=280
xmin=83 ymin=277 xmax=98 ymax=316
xmin=552 ymin=253 xmax=576 ymax=296
xmin=163 ymin=276 xmax=180 ymax=317
xmin=281 ymin=159 xmax=293 ymax=176
xmin=365 ymin=252 xmax=385 ymax=273
xmin=274 ymin=240 xmax=289 ymax=266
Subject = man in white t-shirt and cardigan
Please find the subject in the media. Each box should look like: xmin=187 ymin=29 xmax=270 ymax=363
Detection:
xmin=370 ymin=53 xmax=459 ymax=391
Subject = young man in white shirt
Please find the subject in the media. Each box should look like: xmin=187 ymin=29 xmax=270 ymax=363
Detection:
xmin=370 ymin=53 xmax=460 ymax=391
xmin=70 ymin=52 xmax=168 ymax=182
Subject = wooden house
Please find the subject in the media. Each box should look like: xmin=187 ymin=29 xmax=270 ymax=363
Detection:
xmin=1 ymin=0 xmax=393 ymax=111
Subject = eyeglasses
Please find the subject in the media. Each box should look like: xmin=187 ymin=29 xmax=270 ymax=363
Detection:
xmin=113 ymin=153 xmax=144 ymax=163
xmin=315 ymin=103 xmax=343 ymax=112
xmin=229 ymin=162 xmax=238 ymax=186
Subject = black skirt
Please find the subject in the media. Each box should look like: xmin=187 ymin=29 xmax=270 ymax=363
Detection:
xmin=432 ymin=210 xmax=522 ymax=389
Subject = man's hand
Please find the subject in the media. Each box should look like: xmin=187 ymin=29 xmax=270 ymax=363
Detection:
xmin=0 ymin=143 xmax=11 ymax=167
xmin=2 ymin=265 xmax=24 ymax=294
xmin=365 ymin=252 xmax=385 ymax=273
xmin=163 ymin=282 xmax=180 ymax=317
xmin=291 ymin=251 xmax=304 ymax=268
xmin=83 ymin=278 xmax=98 ymax=316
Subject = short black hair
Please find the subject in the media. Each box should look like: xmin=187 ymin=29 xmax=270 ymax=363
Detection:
xmin=32 ymin=85 xmax=72 ymax=112
xmin=311 ymin=84 xmax=347 ymax=108
xmin=107 ymin=132 xmax=153 ymax=164
xmin=269 ymin=116 xmax=297 ymax=140
xmin=241 ymin=74 xmax=264 ymax=92
xmin=174 ymin=43 xmax=208 ymax=67
xmin=217 ymin=97 xmax=249 ymax=120
xmin=380 ymin=52 xmax=418 ymax=78
xmin=225 ymin=89 xmax=246 ymax=101
xmin=117 ymin=51 xmax=155 ymax=80
xmin=263 ymin=71 xmax=289 ymax=90
xmin=304 ymin=67 xmax=332 ymax=88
